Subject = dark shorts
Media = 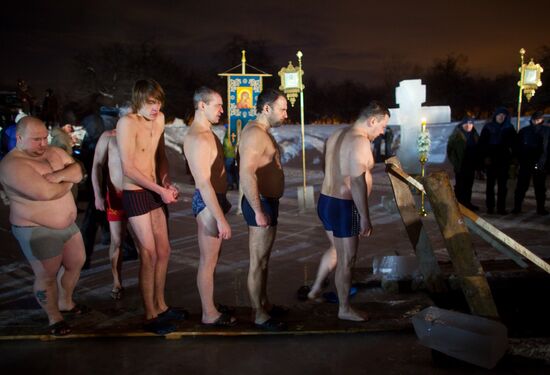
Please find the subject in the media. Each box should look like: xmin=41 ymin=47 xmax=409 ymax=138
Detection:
xmin=192 ymin=189 xmax=232 ymax=217
xmin=106 ymin=188 xmax=126 ymax=222
xmin=241 ymin=196 xmax=279 ymax=227
xmin=317 ymin=194 xmax=360 ymax=238
xmin=122 ymin=189 xmax=165 ymax=218
xmin=12 ymin=223 xmax=80 ymax=261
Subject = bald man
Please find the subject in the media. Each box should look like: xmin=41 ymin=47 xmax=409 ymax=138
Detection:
xmin=0 ymin=116 xmax=86 ymax=336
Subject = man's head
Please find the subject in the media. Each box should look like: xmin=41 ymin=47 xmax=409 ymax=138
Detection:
xmin=531 ymin=111 xmax=544 ymax=125
xmin=493 ymin=107 xmax=509 ymax=125
xmin=16 ymin=116 xmax=49 ymax=157
xmin=357 ymin=101 xmax=390 ymax=139
xmin=256 ymin=89 xmax=288 ymax=127
xmin=461 ymin=116 xmax=475 ymax=132
xmin=193 ymin=87 xmax=223 ymax=124
xmin=131 ymin=79 xmax=165 ymax=120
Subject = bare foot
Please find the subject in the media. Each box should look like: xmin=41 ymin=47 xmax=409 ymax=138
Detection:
xmin=338 ymin=308 xmax=368 ymax=322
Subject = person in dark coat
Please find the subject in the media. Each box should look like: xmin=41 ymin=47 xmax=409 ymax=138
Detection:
xmin=478 ymin=107 xmax=517 ymax=214
xmin=512 ymin=111 xmax=549 ymax=215
xmin=447 ymin=116 xmax=480 ymax=210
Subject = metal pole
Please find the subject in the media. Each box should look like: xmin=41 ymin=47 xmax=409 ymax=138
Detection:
xmin=517 ymin=48 xmax=525 ymax=131
xmin=297 ymin=51 xmax=306 ymax=192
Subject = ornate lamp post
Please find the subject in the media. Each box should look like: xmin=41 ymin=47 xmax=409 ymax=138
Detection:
xmin=517 ymin=48 xmax=544 ymax=131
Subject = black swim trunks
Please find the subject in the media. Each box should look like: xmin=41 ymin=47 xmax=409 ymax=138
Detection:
xmin=122 ymin=189 xmax=165 ymax=218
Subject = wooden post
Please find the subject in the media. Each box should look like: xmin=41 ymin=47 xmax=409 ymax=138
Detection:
xmin=423 ymin=172 xmax=499 ymax=319
xmin=385 ymin=157 xmax=446 ymax=293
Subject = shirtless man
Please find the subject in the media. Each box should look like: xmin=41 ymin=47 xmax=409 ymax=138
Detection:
xmin=116 ymin=79 xmax=183 ymax=334
xmin=310 ymin=101 xmax=389 ymax=321
xmin=183 ymin=87 xmax=236 ymax=327
xmin=0 ymin=116 xmax=85 ymax=336
xmin=91 ymin=129 xmax=128 ymax=300
xmin=238 ymin=89 xmax=288 ymax=331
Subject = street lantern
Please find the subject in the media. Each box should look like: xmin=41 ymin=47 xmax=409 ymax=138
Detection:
xmin=516 ymin=48 xmax=544 ymax=130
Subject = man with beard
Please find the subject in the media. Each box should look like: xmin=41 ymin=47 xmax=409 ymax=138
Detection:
xmin=239 ymin=89 xmax=288 ymax=331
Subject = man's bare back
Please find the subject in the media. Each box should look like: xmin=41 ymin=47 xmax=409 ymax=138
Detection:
xmin=1 ymin=146 xmax=78 ymax=229
xmin=321 ymin=127 xmax=374 ymax=200
xmin=239 ymin=120 xmax=284 ymax=198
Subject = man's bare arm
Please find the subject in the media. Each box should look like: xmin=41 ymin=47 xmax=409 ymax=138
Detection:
xmin=91 ymin=133 xmax=109 ymax=210
xmin=238 ymin=128 xmax=264 ymax=213
xmin=2 ymin=160 xmax=72 ymax=201
xmin=156 ymin=131 xmax=171 ymax=188
xmin=349 ymin=137 xmax=373 ymax=236
xmin=185 ymin=134 xmax=230 ymax=238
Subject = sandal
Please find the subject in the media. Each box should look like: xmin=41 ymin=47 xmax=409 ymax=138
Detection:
xmin=111 ymin=287 xmax=124 ymax=300
xmin=60 ymin=303 xmax=91 ymax=315
xmin=255 ymin=318 xmax=287 ymax=331
xmin=143 ymin=317 xmax=176 ymax=335
xmin=48 ymin=320 xmax=71 ymax=336
xmin=158 ymin=307 xmax=189 ymax=322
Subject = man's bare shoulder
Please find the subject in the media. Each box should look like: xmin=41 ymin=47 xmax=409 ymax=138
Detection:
xmin=241 ymin=122 xmax=268 ymax=142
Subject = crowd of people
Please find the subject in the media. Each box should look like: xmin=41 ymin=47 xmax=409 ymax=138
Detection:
xmin=0 ymin=79 xmax=386 ymax=336
xmin=1 ymin=76 xmax=547 ymax=338
xmin=447 ymin=109 xmax=549 ymax=215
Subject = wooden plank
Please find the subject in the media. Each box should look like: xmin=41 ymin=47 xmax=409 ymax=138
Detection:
xmin=384 ymin=157 xmax=446 ymax=293
xmin=386 ymin=161 xmax=550 ymax=275
xmin=460 ymin=205 xmax=550 ymax=274
xmin=423 ymin=172 xmax=499 ymax=318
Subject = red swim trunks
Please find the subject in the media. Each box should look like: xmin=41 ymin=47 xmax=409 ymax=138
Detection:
xmin=106 ymin=188 xmax=126 ymax=222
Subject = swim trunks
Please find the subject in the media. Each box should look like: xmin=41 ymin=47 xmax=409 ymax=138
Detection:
xmin=12 ymin=223 xmax=80 ymax=261
xmin=317 ymin=193 xmax=361 ymax=238
xmin=122 ymin=189 xmax=165 ymax=218
xmin=106 ymin=188 xmax=126 ymax=222
xmin=241 ymin=196 xmax=279 ymax=227
xmin=191 ymin=189 xmax=232 ymax=217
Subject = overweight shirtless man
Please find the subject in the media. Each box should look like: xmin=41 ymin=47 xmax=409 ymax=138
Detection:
xmin=116 ymin=79 xmax=183 ymax=334
xmin=183 ymin=87 xmax=236 ymax=327
xmin=91 ymin=129 xmax=129 ymax=300
xmin=309 ymin=101 xmax=389 ymax=321
xmin=0 ymin=116 xmax=86 ymax=336
xmin=238 ymin=89 xmax=288 ymax=331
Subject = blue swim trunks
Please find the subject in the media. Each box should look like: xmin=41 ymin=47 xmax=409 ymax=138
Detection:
xmin=192 ymin=189 xmax=232 ymax=217
xmin=317 ymin=193 xmax=361 ymax=238
xmin=241 ymin=196 xmax=279 ymax=227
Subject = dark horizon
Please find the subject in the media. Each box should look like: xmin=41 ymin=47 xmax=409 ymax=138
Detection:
xmin=2 ymin=0 xmax=549 ymax=97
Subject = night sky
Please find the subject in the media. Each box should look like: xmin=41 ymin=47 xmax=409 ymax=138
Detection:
xmin=2 ymin=0 xmax=548 ymax=95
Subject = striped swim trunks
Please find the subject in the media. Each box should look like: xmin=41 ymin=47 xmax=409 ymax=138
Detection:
xmin=122 ymin=189 xmax=165 ymax=218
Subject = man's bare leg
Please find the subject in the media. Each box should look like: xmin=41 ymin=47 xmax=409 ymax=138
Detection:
xmin=128 ymin=213 xmax=158 ymax=319
xmin=28 ymin=256 xmax=64 ymax=325
xmin=248 ymin=225 xmax=275 ymax=324
xmin=108 ymin=221 xmax=124 ymax=296
xmin=57 ymin=231 xmax=85 ymax=311
xmin=150 ymin=207 xmax=170 ymax=315
xmin=196 ymin=209 xmax=223 ymax=323
xmin=308 ymin=231 xmax=337 ymax=300
xmin=334 ymin=236 xmax=367 ymax=321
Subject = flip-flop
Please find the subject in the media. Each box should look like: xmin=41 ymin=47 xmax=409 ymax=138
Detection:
xmin=143 ymin=317 xmax=176 ymax=335
xmin=255 ymin=318 xmax=287 ymax=332
xmin=267 ymin=304 xmax=289 ymax=317
xmin=110 ymin=287 xmax=124 ymax=300
xmin=60 ymin=303 xmax=91 ymax=315
xmin=297 ymin=285 xmax=311 ymax=301
xmin=202 ymin=312 xmax=237 ymax=327
xmin=48 ymin=320 xmax=71 ymax=336
xmin=323 ymin=286 xmax=358 ymax=304
xmin=158 ymin=307 xmax=189 ymax=321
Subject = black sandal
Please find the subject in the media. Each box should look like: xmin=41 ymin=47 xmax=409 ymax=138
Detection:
xmin=48 ymin=320 xmax=71 ymax=336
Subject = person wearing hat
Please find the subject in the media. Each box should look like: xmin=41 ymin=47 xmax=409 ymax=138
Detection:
xmin=447 ymin=116 xmax=480 ymax=210
xmin=512 ymin=111 xmax=549 ymax=215
xmin=478 ymin=107 xmax=517 ymax=214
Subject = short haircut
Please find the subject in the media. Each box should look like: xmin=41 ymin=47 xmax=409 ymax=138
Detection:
xmin=357 ymin=101 xmax=390 ymax=122
xmin=131 ymin=79 xmax=165 ymax=113
xmin=256 ymin=89 xmax=284 ymax=114
xmin=16 ymin=116 xmax=44 ymax=136
xmin=193 ymin=86 xmax=219 ymax=110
